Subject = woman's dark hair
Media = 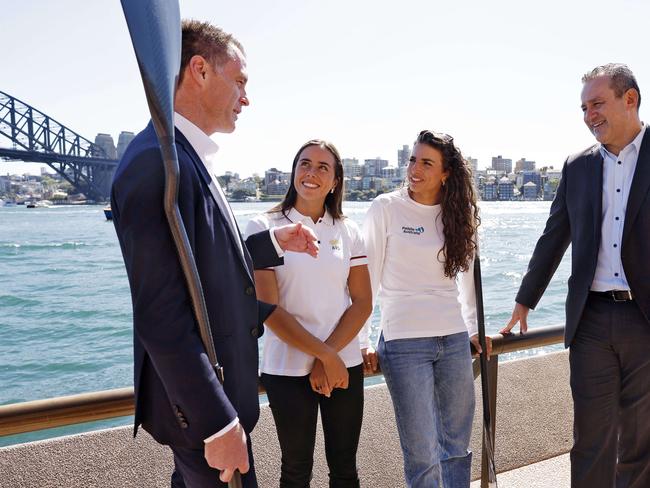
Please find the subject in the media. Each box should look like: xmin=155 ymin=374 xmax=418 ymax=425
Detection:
xmin=414 ymin=130 xmax=480 ymax=278
xmin=270 ymin=139 xmax=345 ymax=220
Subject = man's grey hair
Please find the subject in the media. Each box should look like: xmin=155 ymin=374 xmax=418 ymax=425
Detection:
xmin=582 ymin=63 xmax=641 ymax=109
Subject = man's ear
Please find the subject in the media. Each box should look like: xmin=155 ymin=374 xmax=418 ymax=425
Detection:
xmin=187 ymin=55 xmax=208 ymax=84
xmin=625 ymin=88 xmax=640 ymax=110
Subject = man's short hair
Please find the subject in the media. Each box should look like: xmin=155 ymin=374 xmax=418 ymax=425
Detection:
xmin=582 ymin=63 xmax=641 ymax=109
xmin=179 ymin=20 xmax=244 ymax=83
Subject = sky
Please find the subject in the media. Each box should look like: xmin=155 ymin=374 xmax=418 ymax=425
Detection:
xmin=2 ymin=0 xmax=649 ymax=177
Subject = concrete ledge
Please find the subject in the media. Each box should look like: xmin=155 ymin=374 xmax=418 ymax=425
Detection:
xmin=0 ymin=351 xmax=572 ymax=487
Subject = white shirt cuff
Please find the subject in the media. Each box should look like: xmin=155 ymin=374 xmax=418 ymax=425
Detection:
xmin=203 ymin=417 xmax=239 ymax=443
xmin=269 ymin=229 xmax=285 ymax=257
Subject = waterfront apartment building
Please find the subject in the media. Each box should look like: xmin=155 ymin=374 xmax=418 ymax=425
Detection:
xmin=0 ymin=175 xmax=10 ymax=194
xmin=498 ymin=176 xmax=514 ymax=200
xmin=363 ymin=158 xmax=389 ymax=177
xmin=342 ymin=158 xmax=361 ymax=177
xmin=515 ymin=157 xmax=536 ymax=172
xmin=467 ymin=157 xmax=478 ymax=175
xmin=264 ymin=167 xmax=291 ymax=195
xmin=522 ymin=181 xmax=538 ymax=200
xmin=397 ymin=145 xmax=410 ymax=168
xmin=491 ymin=155 xmax=513 ymax=174
xmin=483 ymin=177 xmax=498 ymax=200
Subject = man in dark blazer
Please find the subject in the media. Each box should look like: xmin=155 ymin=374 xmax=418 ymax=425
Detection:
xmin=503 ymin=64 xmax=650 ymax=487
xmin=111 ymin=20 xmax=339 ymax=488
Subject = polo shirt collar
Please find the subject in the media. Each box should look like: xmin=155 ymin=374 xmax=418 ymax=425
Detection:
xmin=286 ymin=206 xmax=335 ymax=226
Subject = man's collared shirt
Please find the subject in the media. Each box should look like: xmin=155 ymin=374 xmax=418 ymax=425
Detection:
xmin=591 ymin=123 xmax=646 ymax=292
xmin=173 ymin=113 xmax=283 ymax=257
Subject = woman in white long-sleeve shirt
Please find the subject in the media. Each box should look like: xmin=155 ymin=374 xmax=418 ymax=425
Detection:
xmin=362 ymin=130 xmax=485 ymax=488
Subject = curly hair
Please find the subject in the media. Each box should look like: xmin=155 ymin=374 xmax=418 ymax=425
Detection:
xmin=414 ymin=130 xmax=480 ymax=278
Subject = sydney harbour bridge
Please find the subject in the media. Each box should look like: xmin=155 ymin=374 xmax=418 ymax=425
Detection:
xmin=0 ymin=90 xmax=119 ymax=201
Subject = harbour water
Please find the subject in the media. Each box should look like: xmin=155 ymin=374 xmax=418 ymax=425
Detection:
xmin=0 ymin=201 xmax=570 ymax=446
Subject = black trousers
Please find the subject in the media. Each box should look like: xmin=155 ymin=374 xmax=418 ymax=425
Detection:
xmin=170 ymin=434 xmax=257 ymax=488
xmin=569 ymin=294 xmax=650 ymax=488
xmin=262 ymin=364 xmax=364 ymax=488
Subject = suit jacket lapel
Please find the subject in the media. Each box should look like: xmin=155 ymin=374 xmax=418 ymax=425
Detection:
xmin=623 ymin=130 xmax=650 ymax=245
xmin=175 ymin=130 xmax=253 ymax=281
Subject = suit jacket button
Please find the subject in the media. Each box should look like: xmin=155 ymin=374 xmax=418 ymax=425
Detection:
xmin=250 ymin=327 xmax=259 ymax=338
xmin=245 ymin=286 xmax=254 ymax=296
xmin=180 ymin=421 xmax=189 ymax=429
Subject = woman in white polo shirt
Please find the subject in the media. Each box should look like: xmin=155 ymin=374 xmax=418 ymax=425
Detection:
xmin=362 ymin=130 xmax=485 ymax=488
xmin=245 ymin=139 xmax=372 ymax=488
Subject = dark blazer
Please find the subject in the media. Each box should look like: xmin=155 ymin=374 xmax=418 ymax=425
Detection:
xmin=111 ymin=122 xmax=281 ymax=448
xmin=516 ymin=130 xmax=650 ymax=347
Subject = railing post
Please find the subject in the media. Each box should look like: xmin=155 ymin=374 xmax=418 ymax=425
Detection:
xmin=481 ymin=356 xmax=499 ymax=488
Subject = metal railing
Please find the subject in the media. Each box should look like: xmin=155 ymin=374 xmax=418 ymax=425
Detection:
xmin=0 ymin=325 xmax=565 ymax=486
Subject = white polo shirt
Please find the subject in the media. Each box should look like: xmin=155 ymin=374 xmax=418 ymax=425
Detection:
xmin=245 ymin=207 xmax=368 ymax=376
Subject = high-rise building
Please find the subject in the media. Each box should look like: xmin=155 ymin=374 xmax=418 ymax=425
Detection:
xmin=342 ymin=158 xmax=361 ymax=177
xmin=466 ymin=157 xmax=478 ymax=174
xmin=397 ymin=145 xmax=410 ymax=168
xmin=363 ymin=158 xmax=388 ymax=177
xmin=116 ymin=132 xmax=135 ymax=159
xmin=94 ymin=133 xmax=117 ymax=159
xmin=515 ymin=158 xmax=536 ymax=172
xmin=491 ymin=155 xmax=512 ymax=174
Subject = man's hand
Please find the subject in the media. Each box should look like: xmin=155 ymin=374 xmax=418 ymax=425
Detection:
xmin=274 ymin=223 xmax=319 ymax=257
xmin=470 ymin=334 xmax=493 ymax=359
xmin=204 ymin=422 xmax=249 ymax=483
xmin=361 ymin=347 xmax=378 ymax=374
xmin=309 ymin=359 xmax=332 ymax=397
xmin=501 ymin=303 xmax=530 ymax=334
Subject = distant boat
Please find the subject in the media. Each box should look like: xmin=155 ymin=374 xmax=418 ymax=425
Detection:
xmin=35 ymin=200 xmax=52 ymax=208
xmin=26 ymin=201 xmax=36 ymax=208
xmin=103 ymin=205 xmax=113 ymax=220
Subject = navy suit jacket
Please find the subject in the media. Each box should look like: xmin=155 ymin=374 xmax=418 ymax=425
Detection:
xmin=111 ymin=122 xmax=281 ymax=447
xmin=516 ymin=130 xmax=650 ymax=347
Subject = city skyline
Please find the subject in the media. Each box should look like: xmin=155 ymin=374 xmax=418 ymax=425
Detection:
xmin=2 ymin=0 xmax=649 ymax=177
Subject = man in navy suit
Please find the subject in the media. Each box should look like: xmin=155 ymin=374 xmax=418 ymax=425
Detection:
xmin=503 ymin=64 xmax=650 ymax=487
xmin=111 ymin=20 xmax=344 ymax=488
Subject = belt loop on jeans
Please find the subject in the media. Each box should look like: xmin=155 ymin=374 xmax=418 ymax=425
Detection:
xmin=589 ymin=290 xmax=634 ymax=302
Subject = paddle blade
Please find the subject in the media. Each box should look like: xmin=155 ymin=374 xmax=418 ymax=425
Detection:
xmin=120 ymin=0 xmax=181 ymax=139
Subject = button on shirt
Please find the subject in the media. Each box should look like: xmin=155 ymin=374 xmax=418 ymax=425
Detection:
xmin=591 ymin=123 xmax=646 ymax=292
xmin=245 ymin=208 xmax=368 ymax=376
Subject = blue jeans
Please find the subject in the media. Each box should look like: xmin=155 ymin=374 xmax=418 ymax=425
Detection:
xmin=378 ymin=332 xmax=475 ymax=488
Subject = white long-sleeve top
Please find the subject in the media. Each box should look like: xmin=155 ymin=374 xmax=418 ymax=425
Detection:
xmin=359 ymin=188 xmax=478 ymax=348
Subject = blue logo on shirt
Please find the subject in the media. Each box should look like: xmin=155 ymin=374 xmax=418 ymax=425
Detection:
xmin=402 ymin=226 xmax=424 ymax=235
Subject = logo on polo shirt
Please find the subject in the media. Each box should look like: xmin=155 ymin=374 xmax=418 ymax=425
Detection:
xmin=330 ymin=239 xmax=341 ymax=251
xmin=402 ymin=226 xmax=425 ymax=235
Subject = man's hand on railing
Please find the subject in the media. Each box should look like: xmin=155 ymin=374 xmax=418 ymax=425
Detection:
xmin=501 ymin=303 xmax=530 ymax=334
xmin=470 ymin=334 xmax=493 ymax=359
